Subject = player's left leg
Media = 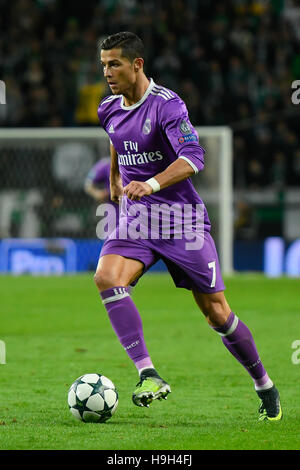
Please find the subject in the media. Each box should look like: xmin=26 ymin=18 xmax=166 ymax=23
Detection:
xmin=152 ymin=230 xmax=282 ymax=420
xmin=192 ymin=290 xmax=282 ymax=421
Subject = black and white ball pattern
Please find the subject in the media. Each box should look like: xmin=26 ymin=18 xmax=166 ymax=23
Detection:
xmin=68 ymin=373 xmax=118 ymax=423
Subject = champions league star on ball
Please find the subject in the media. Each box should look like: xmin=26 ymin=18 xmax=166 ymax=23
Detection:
xmin=93 ymin=32 xmax=282 ymax=421
xmin=68 ymin=373 xmax=118 ymax=423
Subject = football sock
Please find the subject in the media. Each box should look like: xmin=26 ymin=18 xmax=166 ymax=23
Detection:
xmin=136 ymin=361 xmax=155 ymax=376
xmin=100 ymin=286 xmax=153 ymax=372
xmin=212 ymin=312 xmax=273 ymax=390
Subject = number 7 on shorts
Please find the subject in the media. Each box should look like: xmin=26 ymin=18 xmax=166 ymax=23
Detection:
xmin=208 ymin=261 xmax=216 ymax=288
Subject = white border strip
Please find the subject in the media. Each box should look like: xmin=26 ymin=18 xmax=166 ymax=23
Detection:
xmin=0 ymin=126 xmax=232 ymax=139
xmin=102 ymin=292 xmax=130 ymax=305
xmin=218 ymin=315 xmax=239 ymax=337
xmin=179 ymin=156 xmax=199 ymax=174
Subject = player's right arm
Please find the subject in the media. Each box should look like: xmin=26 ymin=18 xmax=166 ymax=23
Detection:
xmin=97 ymin=98 xmax=123 ymax=204
xmin=109 ymin=142 xmax=123 ymax=204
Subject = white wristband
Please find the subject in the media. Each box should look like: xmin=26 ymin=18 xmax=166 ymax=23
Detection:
xmin=145 ymin=177 xmax=160 ymax=193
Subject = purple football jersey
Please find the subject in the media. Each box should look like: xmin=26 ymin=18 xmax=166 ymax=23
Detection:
xmin=97 ymin=79 xmax=211 ymax=236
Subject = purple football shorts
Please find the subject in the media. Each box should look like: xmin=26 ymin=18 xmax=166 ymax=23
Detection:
xmin=99 ymin=222 xmax=225 ymax=294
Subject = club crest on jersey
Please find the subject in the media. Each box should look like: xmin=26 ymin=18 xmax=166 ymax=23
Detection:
xmin=179 ymin=120 xmax=191 ymax=134
xmin=142 ymin=118 xmax=151 ymax=135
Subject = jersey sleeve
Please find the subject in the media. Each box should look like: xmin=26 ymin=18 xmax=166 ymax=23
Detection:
xmin=86 ymin=160 xmax=110 ymax=186
xmin=160 ymin=97 xmax=205 ymax=173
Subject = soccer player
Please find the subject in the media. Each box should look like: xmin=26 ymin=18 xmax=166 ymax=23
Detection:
xmin=84 ymin=157 xmax=112 ymax=204
xmin=94 ymin=32 xmax=282 ymax=421
xmin=84 ymin=157 xmax=120 ymax=240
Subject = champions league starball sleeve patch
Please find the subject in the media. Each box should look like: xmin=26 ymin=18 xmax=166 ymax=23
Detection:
xmin=178 ymin=120 xmax=198 ymax=144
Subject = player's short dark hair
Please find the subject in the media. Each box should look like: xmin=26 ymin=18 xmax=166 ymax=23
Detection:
xmin=99 ymin=32 xmax=145 ymax=62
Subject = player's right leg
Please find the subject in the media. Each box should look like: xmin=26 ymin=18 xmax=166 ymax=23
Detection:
xmin=94 ymin=253 xmax=144 ymax=290
xmin=94 ymin=254 xmax=151 ymax=373
xmin=94 ymin=253 xmax=171 ymax=407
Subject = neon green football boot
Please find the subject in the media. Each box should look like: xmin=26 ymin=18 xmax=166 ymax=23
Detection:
xmin=257 ymin=385 xmax=283 ymax=422
xmin=132 ymin=368 xmax=171 ymax=407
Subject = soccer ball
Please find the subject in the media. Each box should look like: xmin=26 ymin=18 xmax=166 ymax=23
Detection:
xmin=68 ymin=373 xmax=118 ymax=423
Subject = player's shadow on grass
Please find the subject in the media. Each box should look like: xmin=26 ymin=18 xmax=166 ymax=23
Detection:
xmin=106 ymin=417 xmax=213 ymax=428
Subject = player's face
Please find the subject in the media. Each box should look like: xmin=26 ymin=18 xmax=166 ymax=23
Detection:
xmin=100 ymin=48 xmax=137 ymax=95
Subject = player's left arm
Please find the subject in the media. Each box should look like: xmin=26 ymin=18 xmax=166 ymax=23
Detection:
xmin=124 ymin=98 xmax=204 ymax=201
xmin=123 ymin=158 xmax=194 ymax=200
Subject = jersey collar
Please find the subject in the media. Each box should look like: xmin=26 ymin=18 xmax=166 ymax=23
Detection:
xmin=120 ymin=78 xmax=155 ymax=111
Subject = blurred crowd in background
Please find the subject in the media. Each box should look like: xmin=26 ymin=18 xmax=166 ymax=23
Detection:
xmin=0 ymin=0 xmax=300 ymax=190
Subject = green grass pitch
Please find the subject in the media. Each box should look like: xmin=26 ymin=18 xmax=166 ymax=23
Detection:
xmin=0 ymin=273 xmax=299 ymax=450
